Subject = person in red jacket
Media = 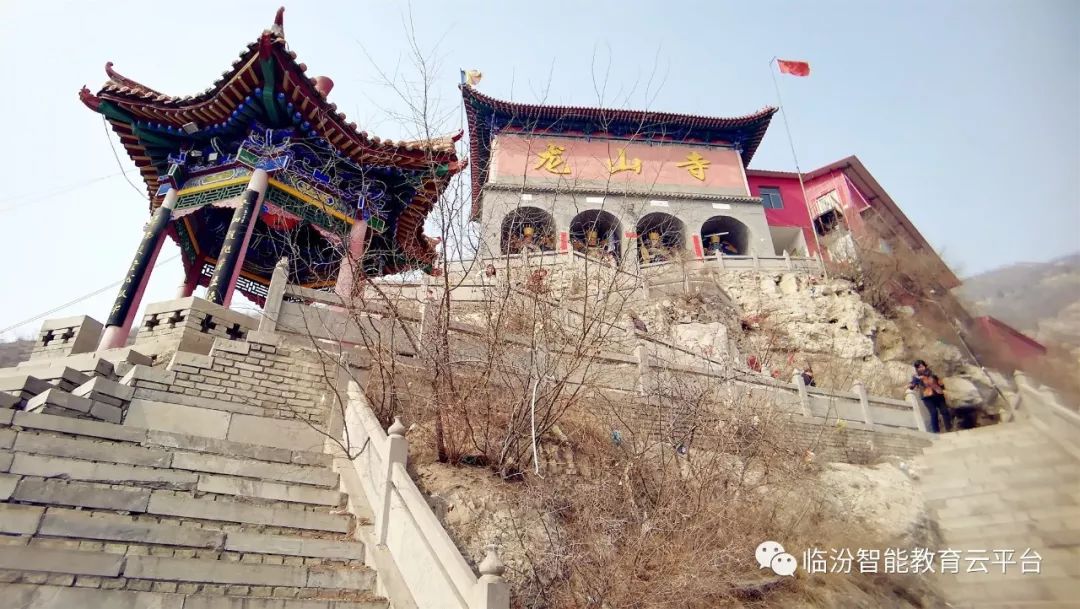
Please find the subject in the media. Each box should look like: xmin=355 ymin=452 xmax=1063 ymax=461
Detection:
xmin=909 ymin=359 xmax=952 ymax=433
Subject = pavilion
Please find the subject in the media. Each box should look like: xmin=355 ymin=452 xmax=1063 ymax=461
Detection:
xmin=81 ymin=8 xmax=462 ymax=349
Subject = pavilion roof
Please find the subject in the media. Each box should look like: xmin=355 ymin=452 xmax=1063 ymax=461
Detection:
xmin=461 ymin=84 xmax=777 ymax=217
xmin=79 ymin=7 xmax=463 ymax=270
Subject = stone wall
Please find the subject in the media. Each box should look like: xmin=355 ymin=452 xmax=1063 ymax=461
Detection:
xmin=127 ymin=332 xmax=338 ymax=430
xmin=135 ymin=297 xmax=259 ymax=356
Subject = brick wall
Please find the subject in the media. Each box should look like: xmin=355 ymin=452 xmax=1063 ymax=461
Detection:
xmin=138 ymin=334 xmax=338 ymax=428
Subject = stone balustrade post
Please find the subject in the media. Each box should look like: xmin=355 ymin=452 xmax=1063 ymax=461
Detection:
xmin=379 ymin=417 xmax=409 ymax=546
xmin=852 ymin=381 xmax=874 ymax=427
xmin=792 ymin=371 xmax=811 ymax=416
xmin=905 ymin=389 xmax=928 ymax=432
xmin=640 ymin=276 xmax=650 ymax=300
xmin=635 ymin=342 xmax=650 ymax=396
xmin=751 ymin=251 xmax=760 ymax=271
xmin=783 ymin=250 xmax=793 ymax=270
xmin=716 ymin=250 xmax=725 ymax=270
xmin=418 ymin=273 xmax=434 ymax=339
xmin=259 ymin=257 xmax=290 ymax=333
xmin=474 ymin=545 xmax=510 ymax=609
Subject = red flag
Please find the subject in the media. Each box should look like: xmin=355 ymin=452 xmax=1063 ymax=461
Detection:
xmin=777 ymin=59 xmax=810 ymax=77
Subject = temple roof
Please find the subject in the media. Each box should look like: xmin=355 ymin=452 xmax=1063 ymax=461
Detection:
xmin=461 ymin=85 xmax=777 ymax=217
xmin=79 ymin=7 xmax=463 ymax=278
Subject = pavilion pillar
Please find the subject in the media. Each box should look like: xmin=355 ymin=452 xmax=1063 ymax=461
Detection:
xmin=98 ymin=188 xmax=178 ymax=350
xmin=334 ymin=219 xmax=368 ymax=302
xmin=176 ymin=270 xmax=198 ymax=298
xmin=206 ymin=169 xmax=268 ymax=306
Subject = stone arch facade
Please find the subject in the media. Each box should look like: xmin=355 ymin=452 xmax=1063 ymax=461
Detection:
xmin=700 ymin=215 xmax=751 ymax=255
xmin=500 ymin=206 xmax=556 ymax=254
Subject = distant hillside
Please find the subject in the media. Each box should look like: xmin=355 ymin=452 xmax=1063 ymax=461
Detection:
xmin=0 ymin=338 xmax=34 ymax=368
xmin=955 ymin=253 xmax=1080 ymax=349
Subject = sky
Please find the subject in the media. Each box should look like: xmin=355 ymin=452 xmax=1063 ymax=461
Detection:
xmin=0 ymin=0 xmax=1077 ymax=340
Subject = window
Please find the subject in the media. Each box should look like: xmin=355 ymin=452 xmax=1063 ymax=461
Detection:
xmin=759 ymin=186 xmax=784 ymax=209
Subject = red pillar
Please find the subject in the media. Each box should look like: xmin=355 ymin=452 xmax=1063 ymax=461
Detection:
xmin=98 ymin=188 xmax=178 ymax=350
xmin=334 ymin=219 xmax=368 ymax=302
xmin=205 ymin=169 xmax=268 ymax=306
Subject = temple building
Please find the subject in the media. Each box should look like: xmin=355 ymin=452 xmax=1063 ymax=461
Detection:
xmin=461 ymin=86 xmax=780 ymax=264
xmin=81 ymin=8 xmax=461 ymax=349
xmin=460 ymin=85 xmax=957 ymax=295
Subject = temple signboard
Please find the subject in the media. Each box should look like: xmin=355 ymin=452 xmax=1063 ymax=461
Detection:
xmin=490 ymin=134 xmax=749 ymax=197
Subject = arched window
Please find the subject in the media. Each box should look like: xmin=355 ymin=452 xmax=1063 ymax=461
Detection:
xmin=636 ymin=212 xmax=685 ymax=263
xmin=700 ymin=216 xmax=750 ymax=256
xmin=570 ymin=209 xmax=622 ymax=260
xmin=500 ymin=207 xmax=556 ymax=254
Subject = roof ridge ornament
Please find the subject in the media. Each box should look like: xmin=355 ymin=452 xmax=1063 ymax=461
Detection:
xmin=270 ymin=6 xmax=285 ymax=38
xmin=104 ymin=61 xmax=163 ymax=97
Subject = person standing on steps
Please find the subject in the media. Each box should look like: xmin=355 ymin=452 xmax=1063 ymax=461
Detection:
xmin=909 ymin=359 xmax=952 ymax=433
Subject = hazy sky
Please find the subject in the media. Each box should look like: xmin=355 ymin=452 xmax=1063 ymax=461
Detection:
xmin=1 ymin=0 xmax=1077 ymax=340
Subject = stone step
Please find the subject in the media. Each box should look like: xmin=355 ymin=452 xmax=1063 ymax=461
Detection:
xmin=5 ymin=583 xmax=388 ymax=609
xmin=919 ymin=468 xmax=1080 ymax=502
xmin=15 ymin=354 xmax=117 ymax=379
xmin=123 ymin=555 xmax=376 ymax=590
xmin=146 ymin=491 xmax=352 ymax=534
xmin=5 ymin=504 xmax=365 ymax=561
xmin=72 ymin=376 xmax=135 ymax=407
xmin=8 ymin=453 xmax=199 ymax=490
xmin=943 ymin=576 xmax=1077 ymax=604
xmin=196 ymin=474 xmax=344 ymax=507
xmin=918 ymin=453 xmax=1075 ymax=481
xmin=0 ymin=375 xmax=52 ymax=406
xmin=5 ymin=411 xmax=331 ymax=469
xmin=145 ymin=430 xmax=332 ymax=468
xmin=7 ymin=430 xmax=338 ymax=493
xmin=25 ymin=388 xmax=123 ymax=424
xmin=0 ymin=365 xmax=93 ymax=392
xmin=13 ymin=431 xmax=173 ymax=468
xmin=935 ymin=505 xmax=1080 ymax=531
xmin=920 ymin=436 xmax=1052 ymax=461
xmin=170 ymin=452 xmax=339 ymax=489
xmin=1 ymin=392 xmax=20 ymax=409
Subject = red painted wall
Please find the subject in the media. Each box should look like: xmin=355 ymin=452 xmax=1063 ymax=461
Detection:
xmin=746 ymin=173 xmax=819 ymax=255
xmin=974 ymin=317 xmax=1047 ymax=362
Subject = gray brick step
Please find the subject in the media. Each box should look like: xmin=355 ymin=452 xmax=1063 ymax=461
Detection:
xmin=8 ymin=504 xmax=366 ymax=561
xmin=124 ymin=555 xmax=376 ymax=590
xmin=8 ymin=453 xmax=198 ymax=490
xmin=5 ymin=412 xmax=331 ymax=469
xmin=5 ymin=583 xmax=388 ymax=609
xmin=72 ymin=376 xmax=135 ymax=406
xmin=0 ymin=545 xmax=124 ymax=577
xmin=147 ymin=491 xmax=353 ymax=534
xmin=196 ymin=474 xmax=344 ymax=507
xmin=25 ymin=388 xmax=123 ymax=424
xmin=170 ymin=452 xmax=339 ymax=488
xmin=0 ymin=375 xmax=52 ymax=405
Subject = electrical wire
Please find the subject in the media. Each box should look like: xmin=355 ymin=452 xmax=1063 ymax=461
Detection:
xmin=0 ymin=253 xmax=181 ymax=335
xmin=0 ymin=169 xmax=141 ymax=215
xmin=102 ymin=116 xmax=150 ymax=198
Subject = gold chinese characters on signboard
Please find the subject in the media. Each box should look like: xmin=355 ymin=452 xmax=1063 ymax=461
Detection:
xmin=607 ymin=149 xmax=642 ymax=175
xmin=534 ymin=144 xmax=572 ymax=175
xmin=676 ymin=152 xmax=711 ymax=181
xmin=531 ymin=145 xmax=713 ymax=181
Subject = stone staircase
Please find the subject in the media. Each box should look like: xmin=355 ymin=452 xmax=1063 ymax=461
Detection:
xmin=916 ymin=414 xmax=1079 ymax=607
xmin=1 ymin=351 xmax=388 ymax=607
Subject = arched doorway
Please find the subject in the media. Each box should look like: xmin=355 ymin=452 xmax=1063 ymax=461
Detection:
xmin=636 ymin=212 xmax=684 ymax=263
xmin=700 ymin=216 xmax=750 ymax=256
xmin=570 ymin=209 xmax=622 ymax=261
xmin=501 ymin=207 xmax=556 ymax=254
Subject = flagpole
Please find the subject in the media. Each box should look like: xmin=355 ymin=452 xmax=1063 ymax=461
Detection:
xmin=769 ymin=57 xmax=824 ymax=262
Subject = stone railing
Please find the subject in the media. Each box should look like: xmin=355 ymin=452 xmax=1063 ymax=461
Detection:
xmin=640 ymin=251 xmax=825 ymax=275
xmin=1013 ymin=371 xmax=1080 ymax=459
xmin=135 ymin=296 xmax=259 ymax=356
xmin=339 ymin=380 xmax=509 ymax=609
